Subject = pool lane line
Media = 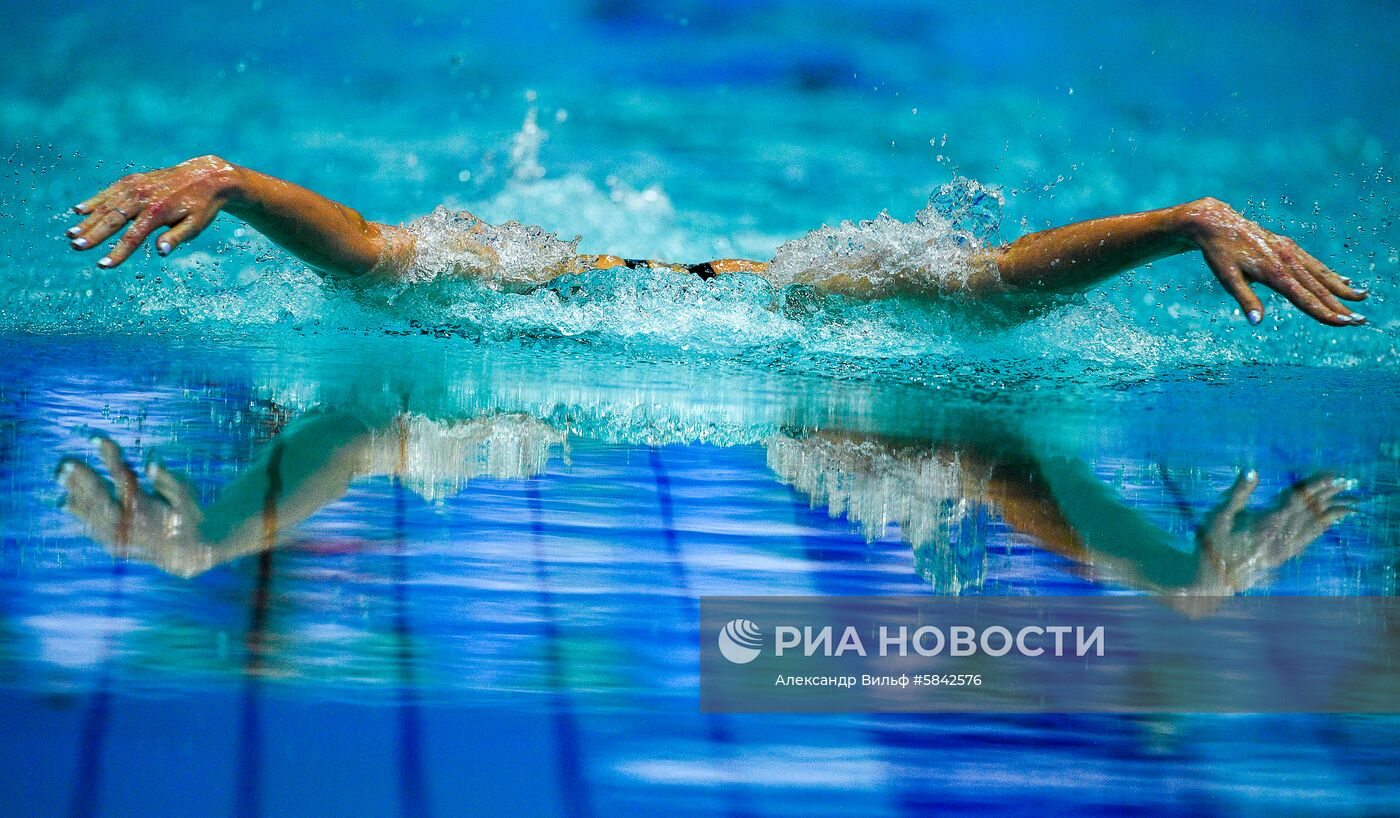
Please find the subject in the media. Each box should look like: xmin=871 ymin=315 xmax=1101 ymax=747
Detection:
xmin=526 ymin=483 xmax=596 ymax=818
xmin=389 ymin=475 xmax=432 ymax=818
xmin=233 ymin=549 xmax=274 ymax=818
xmin=647 ymin=448 xmax=758 ymax=818
xmin=66 ymin=560 xmax=127 ymax=818
xmin=234 ymin=440 xmax=283 ymax=818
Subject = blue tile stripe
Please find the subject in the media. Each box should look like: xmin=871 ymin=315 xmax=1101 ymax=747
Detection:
xmin=66 ymin=560 xmax=127 ymax=818
xmin=526 ymin=483 xmax=595 ymax=818
xmin=233 ymin=549 xmax=274 ymax=818
xmin=390 ymin=478 xmax=432 ymax=818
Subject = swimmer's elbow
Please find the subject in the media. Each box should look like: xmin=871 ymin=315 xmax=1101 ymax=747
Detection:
xmin=318 ymin=222 xmax=416 ymax=281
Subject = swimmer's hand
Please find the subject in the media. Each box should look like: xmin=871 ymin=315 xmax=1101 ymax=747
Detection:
xmin=1180 ymin=198 xmax=1368 ymax=327
xmin=66 ymin=155 xmax=405 ymax=278
xmin=67 ymin=156 xmax=242 ymax=268
xmin=57 ymin=437 xmax=217 ymax=579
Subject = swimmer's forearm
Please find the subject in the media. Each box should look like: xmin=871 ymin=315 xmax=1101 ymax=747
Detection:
xmin=988 ymin=203 xmax=1196 ymax=291
xmin=223 ymin=164 xmax=399 ymax=278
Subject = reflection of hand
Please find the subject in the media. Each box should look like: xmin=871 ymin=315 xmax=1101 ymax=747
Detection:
xmin=57 ymin=437 xmax=215 ymax=578
xmin=1196 ymin=470 xmax=1354 ymax=594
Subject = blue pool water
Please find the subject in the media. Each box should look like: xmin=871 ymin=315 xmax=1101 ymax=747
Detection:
xmin=3 ymin=0 xmax=1400 ymax=815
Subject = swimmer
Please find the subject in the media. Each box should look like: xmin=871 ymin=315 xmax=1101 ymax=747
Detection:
xmin=65 ymin=155 xmax=1368 ymax=326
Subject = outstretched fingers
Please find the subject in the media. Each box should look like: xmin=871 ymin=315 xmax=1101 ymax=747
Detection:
xmin=146 ymin=459 xmax=200 ymax=517
xmin=1265 ymin=239 xmax=1366 ymax=324
xmin=1320 ymin=505 xmax=1358 ymax=526
xmin=1222 ymin=469 xmax=1259 ymax=514
xmin=95 ymin=436 xmax=140 ymax=502
xmin=56 ymin=458 xmax=121 ymax=547
xmin=1263 ymin=273 xmax=1354 ymax=327
xmin=73 ymin=184 xmax=118 ymax=216
xmin=1291 ymin=267 xmax=1356 ymax=321
xmin=1296 ymin=248 xmax=1367 ymax=303
xmin=69 ymin=200 xmax=139 ymax=250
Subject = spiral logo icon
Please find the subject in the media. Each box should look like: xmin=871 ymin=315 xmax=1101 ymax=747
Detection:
xmin=718 ymin=619 xmax=763 ymax=664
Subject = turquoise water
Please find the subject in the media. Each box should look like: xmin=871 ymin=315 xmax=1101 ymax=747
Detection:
xmin=3 ymin=0 xmax=1400 ymax=815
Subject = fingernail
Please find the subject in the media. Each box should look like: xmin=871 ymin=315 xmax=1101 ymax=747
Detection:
xmin=1340 ymin=276 xmax=1352 ymax=284
xmin=89 ymin=434 xmax=105 ymax=446
xmin=1245 ymin=469 xmax=1258 ymax=481
xmin=73 ymin=205 xmax=88 ymax=214
xmin=72 ymin=237 xmax=89 ymax=248
xmin=97 ymin=257 xmax=112 ymax=268
xmin=66 ymin=226 xmax=81 ymax=237
xmin=1348 ymin=312 xmax=1365 ymax=323
xmin=56 ymin=461 xmax=74 ymax=483
xmin=157 ymin=241 xmax=171 ymax=256
xmin=1337 ymin=314 xmax=1355 ymax=323
xmin=1246 ymin=309 xmax=1262 ymax=325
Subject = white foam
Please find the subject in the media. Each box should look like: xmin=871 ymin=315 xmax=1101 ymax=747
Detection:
xmin=389 ymin=206 xmax=578 ymax=291
xmin=765 ymin=177 xmax=1004 ymax=296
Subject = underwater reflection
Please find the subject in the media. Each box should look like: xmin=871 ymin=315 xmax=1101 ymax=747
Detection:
xmin=769 ymin=425 xmax=1354 ymax=603
xmin=56 ymin=387 xmax=1353 ymax=602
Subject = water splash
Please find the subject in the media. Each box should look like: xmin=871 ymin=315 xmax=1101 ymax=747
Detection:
xmin=508 ymin=90 xmax=548 ymax=182
xmin=389 ymin=206 xmax=579 ymax=291
xmin=767 ymin=432 xmax=972 ymax=548
xmin=765 ymin=177 xmax=1002 ymax=295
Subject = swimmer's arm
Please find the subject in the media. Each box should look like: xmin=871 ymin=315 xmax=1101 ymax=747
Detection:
xmin=980 ymin=197 xmax=1368 ymax=326
xmin=67 ymin=155 xmax=410 ymax=279
xmin=59 ymin=412 xmax=394 ymax=577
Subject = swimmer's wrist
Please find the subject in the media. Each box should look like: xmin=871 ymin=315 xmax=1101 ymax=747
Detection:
xmin=218 ymin=163 xmax=258 ymax=210
xmin=1171 ymin=197 xmax=1233 ymax=248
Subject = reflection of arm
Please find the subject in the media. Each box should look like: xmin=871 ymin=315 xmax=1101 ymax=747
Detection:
xmin=767 ymin=427 xmax=1201 ymax=592
xmin=196 ymin=410 xmax=378 ymax=563
xmin=193 ymin=410 xmax=571 ymax=563
xmin=61 ymin=410 xmax=572 ymax=577
xmin=777 ymin=427 xmax=1219 ymax=595
xmin=952 ymin=438 xmax=1345 ymax=598
xmin=59 ymin=411 xmax=383 ymax=578
xmin=979 ymin=454 xmax=1204 ymax=592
